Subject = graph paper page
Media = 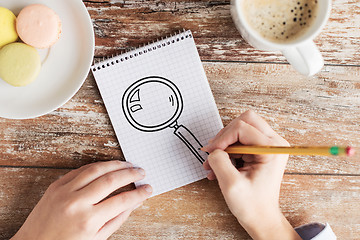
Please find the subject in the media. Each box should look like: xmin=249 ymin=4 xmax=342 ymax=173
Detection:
xmin=91 ymin=30 xmax=223 ymax=196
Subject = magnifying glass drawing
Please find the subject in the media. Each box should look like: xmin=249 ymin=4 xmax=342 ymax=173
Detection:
xmin=122 ymin=76 xmax=208 ymax=164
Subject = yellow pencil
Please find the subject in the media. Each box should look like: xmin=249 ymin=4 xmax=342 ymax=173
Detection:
xmin=224 ymin=144 xmax=356 ymax=156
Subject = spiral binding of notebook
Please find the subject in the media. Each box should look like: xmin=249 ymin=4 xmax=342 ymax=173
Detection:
xmin=92 ymin=29 xmax=192 ymax=72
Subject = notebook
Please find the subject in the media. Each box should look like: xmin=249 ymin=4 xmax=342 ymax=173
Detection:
xmin=91 ymin=30 xmax=223 ymax=196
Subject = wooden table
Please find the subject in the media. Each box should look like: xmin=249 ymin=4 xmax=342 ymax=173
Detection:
xmin=1 ymin=0 xmax=359 ymax=239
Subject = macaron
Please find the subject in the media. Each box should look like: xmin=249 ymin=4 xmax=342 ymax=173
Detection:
xmin=16 ymin=4 xmax=62 ymax=49
xmin=0 ymin=7 xmax=18 ymax=48
xmin=0 ymin=43 xmax=41 ymax=87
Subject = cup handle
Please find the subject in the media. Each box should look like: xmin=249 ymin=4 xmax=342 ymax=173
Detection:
xmin=282 ymin=41 xmax=324 ymax=76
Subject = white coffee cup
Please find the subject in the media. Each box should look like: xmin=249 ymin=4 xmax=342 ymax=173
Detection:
xmin=231 ymin=0 xmax=331 ymax=76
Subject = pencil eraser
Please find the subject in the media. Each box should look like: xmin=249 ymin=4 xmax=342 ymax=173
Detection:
xmin=346 ymin=146 xmax=355 ymax=157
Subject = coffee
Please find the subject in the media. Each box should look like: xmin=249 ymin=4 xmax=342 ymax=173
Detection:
xmin=241 ymin=0 xmax=319 ymax=43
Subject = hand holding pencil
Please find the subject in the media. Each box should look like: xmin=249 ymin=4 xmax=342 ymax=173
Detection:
xmin=201 ymin=110 xmax=356 ymax=240
xmin=202 ymin=110 xmax=302 ymax=240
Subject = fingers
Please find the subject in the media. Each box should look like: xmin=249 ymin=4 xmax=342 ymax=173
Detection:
xmin=203 ymin=119 xmax=273 ymax=175
xmin=207 ymin=149 xmax=241 ymax=188
xmin=203 ymin=119 xmax=272 ymax=153
xmin=207 ymin=125 xmax=227 ymax=144
xmin=96 ymin=185 xmax=152 ymax=223
xmin=203 ymin=110 xmax=289 ymax=155
xmin=203 ymin=160 xmax=216 ymax=180
xmin=67 ymin=161 xmax=133 ymax=191
xmin=53 ymin=164 xmax=95 ymax=187
xmin=203 ymin=159 xmax=211 ymax=170
xmin=240 ymin=110 xmax=290 ymax=146
xmin=95 ymin=210 xmax=132 ymax=240
xmin=95 ymin=203 xmax=141 ymax=240
xmin=207 ymin=170 xmax=216 ymax=180
xmin=239 ymin=110 xmax=278 ymax=138
xmin=78 ymin=168 xmax=147 ymax=204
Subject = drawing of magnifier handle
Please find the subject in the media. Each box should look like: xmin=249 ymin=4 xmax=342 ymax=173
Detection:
xmin=171 ymin=123 xmax=208 ymax=164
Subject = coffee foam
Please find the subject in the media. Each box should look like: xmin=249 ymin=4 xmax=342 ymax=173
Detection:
xmin=242 ymin=0 xmax=319 ymax=43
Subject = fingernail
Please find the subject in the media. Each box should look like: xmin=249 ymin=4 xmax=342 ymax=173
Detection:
xmin=126 ymin=162 xmax=133 ymax=168
xmin=137 ymin=168 xmax=145 ymax=176
xmin=207 ymin=172 xmax=215 ymax=181
xmin=144 ymin=185 xmax=153 ymax=193
xmin=202 ymin=145 xmax=209 ymax=151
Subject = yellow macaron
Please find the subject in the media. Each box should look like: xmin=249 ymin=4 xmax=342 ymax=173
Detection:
xmin=0 ymin=7 xmax=18 ymax=48
xmin=0 ymin=43 xmax=41 ymax=87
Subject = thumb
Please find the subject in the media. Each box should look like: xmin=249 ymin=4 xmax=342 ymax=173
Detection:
xmin=207 ymin=149 xmax=240 ymax=188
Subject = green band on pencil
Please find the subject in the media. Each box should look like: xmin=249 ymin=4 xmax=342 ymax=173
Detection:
xmin=330 ymin=146 xmax=339 ymax=155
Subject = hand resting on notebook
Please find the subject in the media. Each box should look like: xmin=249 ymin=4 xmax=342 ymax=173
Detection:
xmin=11 ymin=161 xmax=152 ymax=240
xmin=202 ymin=110 xmax=302 ymax=240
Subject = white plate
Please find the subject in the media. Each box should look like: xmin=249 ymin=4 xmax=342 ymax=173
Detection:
xmin=0 ymin=0 xmax=94 ymax=119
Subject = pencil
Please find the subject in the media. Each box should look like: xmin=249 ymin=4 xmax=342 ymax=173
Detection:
xmin=224 ymin=144 xmax=356 ymax=156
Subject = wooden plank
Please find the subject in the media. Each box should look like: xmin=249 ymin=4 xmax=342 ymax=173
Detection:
xmin=85 ymin=0 xmax=360 ymax=65
xmin=1 ymin=167 xmax=359 ymax=239
xmin=204 ymin=62 xmax=360 ymax=175
xmin=1 ymin=63 xmax=358 ymax=174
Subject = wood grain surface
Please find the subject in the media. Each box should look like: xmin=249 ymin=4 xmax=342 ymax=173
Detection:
xmin=1 ymin=63 xmax=358 ymax=172
xmin=86 ymin=0 xmax=360 ymax=65
xmin=1 ymin=0 xmax=359 ymax=239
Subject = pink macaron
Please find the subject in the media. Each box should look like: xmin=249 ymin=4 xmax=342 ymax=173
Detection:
xmin=16 ymin=4 xmax=62 ymax=49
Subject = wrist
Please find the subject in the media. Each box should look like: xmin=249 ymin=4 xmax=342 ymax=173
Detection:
xmin=238 ymin=209 xmax=301 ymax=240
